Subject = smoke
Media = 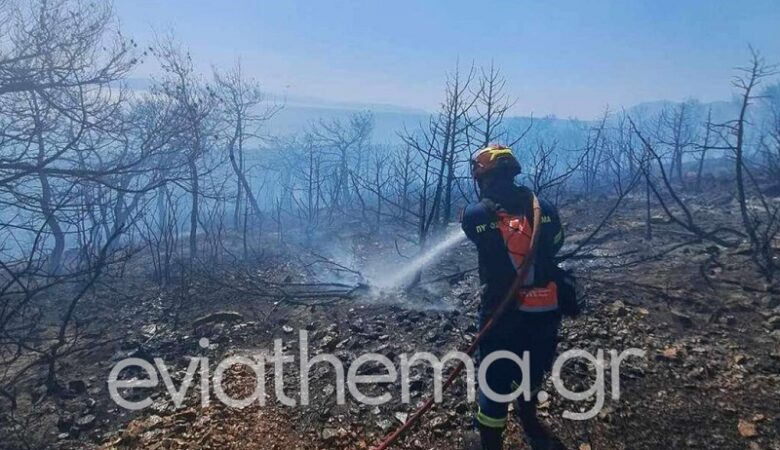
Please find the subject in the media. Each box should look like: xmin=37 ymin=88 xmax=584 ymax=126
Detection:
xmin=366 ymin=227 xmax=467 ymax=290
xmin=301 ymin=225 xmax=469 ymax=311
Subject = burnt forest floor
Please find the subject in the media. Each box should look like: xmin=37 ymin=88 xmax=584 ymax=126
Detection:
xmin=2 ymin=188 xmax=780 ymax=450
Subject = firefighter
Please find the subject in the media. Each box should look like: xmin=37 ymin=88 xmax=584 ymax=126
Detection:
xmin=460 ymin=144 xmax=566 ymax=450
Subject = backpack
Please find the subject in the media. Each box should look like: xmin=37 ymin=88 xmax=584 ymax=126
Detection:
xmin=552 ymin=265 xmax=584 ymax=317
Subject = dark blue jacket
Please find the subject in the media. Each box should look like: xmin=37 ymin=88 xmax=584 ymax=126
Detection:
xmin=461 ymin=185 xmax=563 ymax=317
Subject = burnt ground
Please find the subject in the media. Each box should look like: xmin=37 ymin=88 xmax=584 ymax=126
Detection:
xmin=2 ymin=189 xmax=779 ymax=450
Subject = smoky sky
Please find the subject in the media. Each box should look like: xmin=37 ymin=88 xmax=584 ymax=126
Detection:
xmin=116 ymin=0 xmax=780 ymax=119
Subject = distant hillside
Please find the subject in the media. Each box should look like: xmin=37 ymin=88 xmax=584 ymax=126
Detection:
xmin=265 ymin=99 xmax=585 ymax=147
xmin=126 ymin=77 xmax=765 ymax=150
xmin=266 ymin=101 xmax=429 ymax=143
xmin=265 ymin=97 xmax=752 ymax=149
xmin=625 ymin=99 xmax=742 ymax=125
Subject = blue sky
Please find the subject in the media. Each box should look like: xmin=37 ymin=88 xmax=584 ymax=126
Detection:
xmin=115 ymin=0 xmax=780 ymax=119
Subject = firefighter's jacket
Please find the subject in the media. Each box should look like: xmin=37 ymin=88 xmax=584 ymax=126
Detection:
xmin=461 ymin=185 xmax=564 ymax=318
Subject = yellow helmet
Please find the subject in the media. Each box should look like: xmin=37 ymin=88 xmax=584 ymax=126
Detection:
xmin=470 ymin=144 xmax=521 ymax=179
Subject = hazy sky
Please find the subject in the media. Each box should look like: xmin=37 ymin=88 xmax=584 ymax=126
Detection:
xmin=115 ymin=0 xmax=780 ymax=119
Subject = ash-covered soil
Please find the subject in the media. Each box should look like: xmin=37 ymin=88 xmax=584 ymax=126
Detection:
xmin=4 ymin=192 xmax=779 ymax=450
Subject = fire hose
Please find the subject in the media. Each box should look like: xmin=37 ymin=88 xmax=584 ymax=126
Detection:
xmin=370 ymin=196 xmax=543 ymax=450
